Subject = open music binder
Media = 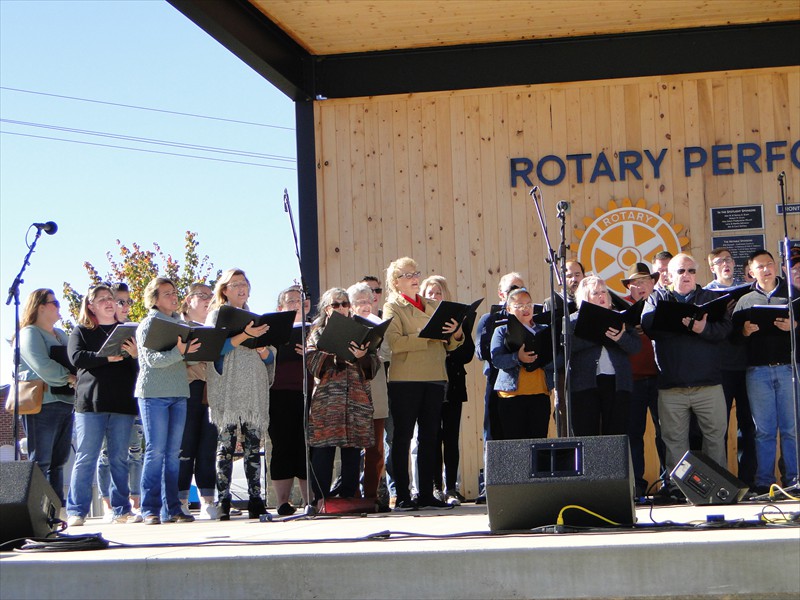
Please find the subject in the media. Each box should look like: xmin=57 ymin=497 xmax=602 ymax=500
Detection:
xmin=418 ymin=298 xmax=483 ymax=340
xmin=650 ymin=293 xmax=731 ymax=332
xmin=315 ymin=311 xmax=392 ymax=362
xmin=733 ymin=299 xmax=800 ymax=334
xmin=142 ymin=316 xmax=227 ymax=362
xmin=97 ymin=322 xmax=138 ymax=357
xmin=215 ymin=305 xmax=297 ymax=348
xmin=573 ymin=301 xmax=626 ymax=346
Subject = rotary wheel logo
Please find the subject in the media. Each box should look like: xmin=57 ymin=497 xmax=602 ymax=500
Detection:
xmin=575 ymin=198 xmax=689 ymax=296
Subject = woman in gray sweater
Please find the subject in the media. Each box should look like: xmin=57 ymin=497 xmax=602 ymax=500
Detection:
xmin=135 ymin=277 xmax=201 ymax=525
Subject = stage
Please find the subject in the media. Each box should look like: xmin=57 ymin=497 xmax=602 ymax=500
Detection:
xmin=1 ymin=498 xmax=798 ymax=600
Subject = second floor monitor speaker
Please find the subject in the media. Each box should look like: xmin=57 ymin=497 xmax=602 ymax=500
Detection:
xmin=0 ymin=461 xmax=61 ymax=547
xmin=486 ymin=436 xmax=635 ymax=531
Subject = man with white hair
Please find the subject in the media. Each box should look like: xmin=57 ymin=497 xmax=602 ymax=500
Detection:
xmin=641 ymin=253 xmax=732 ymax=495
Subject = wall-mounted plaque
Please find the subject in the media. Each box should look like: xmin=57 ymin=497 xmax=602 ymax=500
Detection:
xmin=710 ymin=205 xmax=764 ymax=232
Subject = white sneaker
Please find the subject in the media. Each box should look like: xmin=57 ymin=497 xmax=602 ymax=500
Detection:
xmin=103 ymin=507 xmax=114 ymax=523
xmin=180 ymin=499 xmax=192 ymax=517
xmin=112 ymin=512 xmax=143 ymax=524
xmin=67 ymin=515 xmax=85 ymax=527
xmin=197 ymin=502 xmax=219 ymax=520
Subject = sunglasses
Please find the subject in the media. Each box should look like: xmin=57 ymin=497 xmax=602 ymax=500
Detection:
xmin=675 ymin=268 xmax=697 ymax=275
xmin=44 ymin=300 xmax=60 ymax=308
xmin=371 ymin=287 xmax=383 ymax=294
xmin=330 ymin=301 xmax=351 ymax=309
xmin=398 ymin=271 xmax=421 ymax=279
xmin=116 ymin=298 xmax=134 ymax=307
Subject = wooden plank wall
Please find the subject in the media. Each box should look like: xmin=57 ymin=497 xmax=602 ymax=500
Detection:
xmin=313 ymin=67 xmax=800 ymax=497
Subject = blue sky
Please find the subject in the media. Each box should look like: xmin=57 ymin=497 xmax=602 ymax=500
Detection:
xmin=0 ymin=0 xmax=302 ymax=378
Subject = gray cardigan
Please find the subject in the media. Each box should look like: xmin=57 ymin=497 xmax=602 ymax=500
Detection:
xmin=134 ymin=309 xmax=190 ymax=399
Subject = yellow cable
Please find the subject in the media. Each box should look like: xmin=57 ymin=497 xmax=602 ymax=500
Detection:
xmin=556 ymin=504 xmax=621 ymax=527
xmin=769 ymin=484 xmax=800 ymax=501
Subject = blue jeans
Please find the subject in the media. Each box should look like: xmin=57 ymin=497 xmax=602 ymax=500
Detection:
xmin=97 ymin=416 xmax=143 ymax=499
xmin=67 ymin=412 xmax=135 ymax=517
xmin=746 ymin=365 xmax=799 ymax=487
xmin=23 ymin=400 xmax=74 ymax=504
xmin=138 ymin=397 xmax=187 ymax=519
xmin=178 ymin=380 xmax=218 ymax=498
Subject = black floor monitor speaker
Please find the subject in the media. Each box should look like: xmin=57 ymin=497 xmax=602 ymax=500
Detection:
xmin=486 ymin=435 xmax=635 ymax=531
xmin=670 ymin=450 xmax=749 ymax=505
xmin=0 ymin=461 xmax=61 ymax=546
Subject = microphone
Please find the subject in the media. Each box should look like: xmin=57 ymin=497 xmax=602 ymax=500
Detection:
xmin=529 ymin=186 xmax=539 ymax=198
xmin=778 ymin=171 xmax=786 ymax=182
xmin=33 ymin=221 xmax=58 ymax=235
xmin=557 ymin=201 xmax=570 ymax=214
xmin=283 ymin=189 xmax=290 ymax=213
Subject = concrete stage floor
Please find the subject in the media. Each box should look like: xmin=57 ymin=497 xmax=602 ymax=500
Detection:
xmin=1 ymin=499 xmax=798 ymax=600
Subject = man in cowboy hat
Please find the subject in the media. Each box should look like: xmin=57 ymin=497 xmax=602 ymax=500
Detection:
xmin=622 ymin=263 xmax=666 ymax=497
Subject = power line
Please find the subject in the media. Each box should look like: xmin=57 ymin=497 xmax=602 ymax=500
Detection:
xmin=0 ymin=86 xmax=295 ymax=132
xmin=0 ymin=130 xmax=296 ymax=170
xmin=1 ymin=118 xmax=295 ymax=162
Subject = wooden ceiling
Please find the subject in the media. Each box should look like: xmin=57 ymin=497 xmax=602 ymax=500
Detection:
xmin=251 ymin=0 xmax=800 ymax=55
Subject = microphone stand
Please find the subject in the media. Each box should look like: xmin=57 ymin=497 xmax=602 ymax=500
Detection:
xmin=556 ymin=201 xmax=573 ymax=438
xmin=777 ymin=171 xmax=800 ymax=493
xmin=283 ymin=189 xmax=315 ymax=516
xmin=5 ymin=226 xmax=46 ymax=460
xmin=530 ymin=187 xmax=566 ymax=437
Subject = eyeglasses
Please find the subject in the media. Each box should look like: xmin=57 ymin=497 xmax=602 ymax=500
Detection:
xmin=44 ymin=300 xmax=60 ymax=308
xmin=330 ymin=301 xmax=351 ymax=309
xmin=115 ymin=298 xmax=134 ymax=307
xmin=510 ymin=302 xmax=533 ymax=310
xmin=398 ymin=271 xmax=421 ymax=279
xmin=227 ymin=281 xmax=249 ymax=289
xmin=712 ymin=257 xmax=734 ymax=266
xmin=675 ymin=268 xmax=697 ymax=275
xmin=371 ymin=287 xmax=383 ymax=294
xmin=188 ymin=292 xmax=212 ymax=301
xmin=753 ymin=262 xmax=775 ymax=271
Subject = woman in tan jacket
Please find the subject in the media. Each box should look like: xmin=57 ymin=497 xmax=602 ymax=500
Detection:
xmin=383 ymin=257 xmax=463 ymax=510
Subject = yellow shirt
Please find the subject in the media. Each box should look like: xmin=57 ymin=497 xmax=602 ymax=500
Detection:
xmin=498 ymin=366 xmax=548 ymax=397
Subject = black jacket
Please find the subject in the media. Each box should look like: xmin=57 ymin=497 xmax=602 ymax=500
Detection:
xmin=641 ymin=285 xmax=732 ymax=389
xmin=68 ymin=324 xmax=139 ymax=414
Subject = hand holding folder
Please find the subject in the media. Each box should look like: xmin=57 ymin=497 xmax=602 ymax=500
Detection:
xmin=418 ymin=298 xmax=483 ymax=340
xmin=504 ymin=315 xmax=553 ymax=371
xmin=142 ymin=316 xmax=226 ymax=361
xmin=316 ymin=311 xmax=393 ymax=362
xmin=215 ymin=305 xmax=296 ymax=349
xmin=650 ymin=294 xmax=731 ymax=333
xmin=97 ymin=322 xmax=138 ymax=357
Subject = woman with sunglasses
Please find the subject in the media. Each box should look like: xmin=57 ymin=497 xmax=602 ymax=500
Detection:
xmin=66 ymin=284 xmax=140 ymax=526
xmin=96 ymin=282 xmax=144 ymax=519
xmin=306 ymin=288 xmax=379 ymax=506
xmin=135 ymin=277 xmax=201 ymax=525
xmin=205 ymin=269 xmax=274 ymax=520
xmin=16 ymin=289 xmax=76 ymax=506
xmin=383 ymin=257 xmax=464 ymax=510
xmin=177 ymin=282 xmax=219 ymax=519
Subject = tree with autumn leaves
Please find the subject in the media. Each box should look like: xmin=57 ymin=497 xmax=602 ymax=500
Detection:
xmin=62 ymin=231 xmax=220 ymax=330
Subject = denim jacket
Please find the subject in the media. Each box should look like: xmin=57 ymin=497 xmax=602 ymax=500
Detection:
xmin=490 ymin=323 xmax=553 ymax=392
